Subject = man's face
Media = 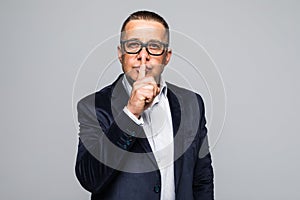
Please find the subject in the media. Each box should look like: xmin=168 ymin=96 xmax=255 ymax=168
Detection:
xmin=118 ymin=20 xmax=172 ymax=83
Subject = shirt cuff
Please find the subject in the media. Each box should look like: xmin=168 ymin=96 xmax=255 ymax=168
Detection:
xmin=123 ymin=106 xmax=144 ymax=125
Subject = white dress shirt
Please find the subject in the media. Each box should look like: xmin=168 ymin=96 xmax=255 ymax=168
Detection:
xmin=122 ymin=75 xmax=175 ymax=200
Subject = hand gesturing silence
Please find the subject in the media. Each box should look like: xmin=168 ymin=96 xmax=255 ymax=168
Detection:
xmin=126 ymin=64 xmax=160 ymax=119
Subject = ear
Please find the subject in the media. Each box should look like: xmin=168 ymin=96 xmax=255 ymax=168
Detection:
xmin=117 ymin=46 xmax=123 ymax=63
xmin=163 ymin=48 xmax=172 ymax=65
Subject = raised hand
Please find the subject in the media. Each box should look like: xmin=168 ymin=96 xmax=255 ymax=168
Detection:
xmin=126 ymin=64 xmax=160 ymax=119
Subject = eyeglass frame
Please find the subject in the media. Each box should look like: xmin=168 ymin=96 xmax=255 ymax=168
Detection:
xmin=120 ymin=39 xmax=169 ymax=56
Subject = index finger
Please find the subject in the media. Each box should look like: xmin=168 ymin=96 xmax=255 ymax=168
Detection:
xmin=138 ymin=64 xmax=146 ymax=80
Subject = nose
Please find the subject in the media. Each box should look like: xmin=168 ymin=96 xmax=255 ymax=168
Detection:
xmin=137 ymin=46 xmax=150 ymax=65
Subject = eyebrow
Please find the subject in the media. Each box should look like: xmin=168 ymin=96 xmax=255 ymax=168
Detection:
xmin=125 ymin=38 xmax=140 ymax=41
xmin=124 ymin=38 xmax=164 ymax=43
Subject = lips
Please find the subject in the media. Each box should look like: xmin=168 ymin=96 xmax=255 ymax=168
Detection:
xmin=134 ymin=66 xmax=152 ymax=73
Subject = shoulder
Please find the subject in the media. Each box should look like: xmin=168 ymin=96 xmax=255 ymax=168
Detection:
xmin=77 ymin=85 xmax=112 ymax=110
xmin=166 ymin=82 xmax=205 ymax=106
xmin=77 ymin=74 xmax=123 ymax=110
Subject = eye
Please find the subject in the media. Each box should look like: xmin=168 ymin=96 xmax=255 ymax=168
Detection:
xmin=126 ymin=41 xmax=141 ymax=49
xmin=148 ymin=42 xmax=162 ymax=50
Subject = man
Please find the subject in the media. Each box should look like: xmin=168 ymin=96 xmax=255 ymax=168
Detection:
xmin=75 ymin=10 xmax=214 ymax=200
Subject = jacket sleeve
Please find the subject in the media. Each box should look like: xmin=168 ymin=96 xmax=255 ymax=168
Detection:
xmin=193 ymin=95 xmax=214 ymax=200
xmin=75 ymin=94 xmax=143 ymax=194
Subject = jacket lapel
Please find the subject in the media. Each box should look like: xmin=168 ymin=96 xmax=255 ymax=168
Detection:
xmin=110 ymin=75 xmax=185 ymax=177
xmin=166 ymin=84 xmax=184 ymax=194
xmin=111 ymin=74 xmax=156 ymax=163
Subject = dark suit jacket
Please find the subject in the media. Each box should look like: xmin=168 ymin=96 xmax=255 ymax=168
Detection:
xmin=75 ymin=74 xmax=214 ymax=200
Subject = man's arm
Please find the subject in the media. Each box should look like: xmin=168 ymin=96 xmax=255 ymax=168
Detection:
xmin=75 ymin=94 xmax=143 ymax=194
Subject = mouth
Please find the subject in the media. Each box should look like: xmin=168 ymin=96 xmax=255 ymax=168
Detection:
xmin=132 ymin=67 xmax=151 ymax=76
xmin=135 ymin=66 xmax=152 ymax=71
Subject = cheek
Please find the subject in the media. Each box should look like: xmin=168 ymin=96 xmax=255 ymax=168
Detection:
xmin=122 ymin=54 xmax=134 ymax=65
xmin=121 ymin=56 xmax=135 ymax=72
xmin=153 ymin=57 xmax=166 ymax=68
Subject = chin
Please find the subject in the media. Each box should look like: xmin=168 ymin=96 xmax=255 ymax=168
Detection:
xmin=124 ymin=73 xmax=137 ymax=85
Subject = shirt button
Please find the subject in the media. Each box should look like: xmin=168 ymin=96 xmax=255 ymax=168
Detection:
xmin=153 ymin=184 xmax=160 ymax=193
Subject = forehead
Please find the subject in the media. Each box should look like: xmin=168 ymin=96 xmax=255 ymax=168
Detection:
xmin=122 ymin=20 xmax=167 ymax=42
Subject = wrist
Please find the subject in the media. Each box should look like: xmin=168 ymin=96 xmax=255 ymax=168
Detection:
xmin=126 ymin=104 xmax=141 ymax=119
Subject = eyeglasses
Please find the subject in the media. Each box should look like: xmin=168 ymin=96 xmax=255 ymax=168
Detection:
xmin=121 ymin=39 xmax=168 ymax=56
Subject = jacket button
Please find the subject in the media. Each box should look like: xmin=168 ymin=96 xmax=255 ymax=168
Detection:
xmin=153 ymin=184 xmax=160 ymax=193
xmin=131 ymin=131 xmax=136 ymax=136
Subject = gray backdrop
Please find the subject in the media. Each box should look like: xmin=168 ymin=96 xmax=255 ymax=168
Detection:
xmin=1 ymin=0 xmax=299 ymax=199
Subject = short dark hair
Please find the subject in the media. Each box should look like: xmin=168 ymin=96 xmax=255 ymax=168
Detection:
xmin=120 ymin=10 xmax=170 ymax=43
